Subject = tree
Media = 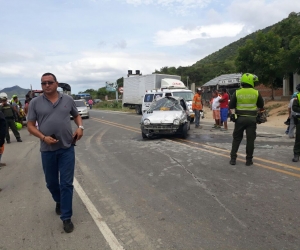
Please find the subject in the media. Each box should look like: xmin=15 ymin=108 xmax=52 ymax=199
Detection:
xmin=236 ymin=31 xmax=283 ymax=99
xmin=116 ymin=77 xmax=124 ymax=87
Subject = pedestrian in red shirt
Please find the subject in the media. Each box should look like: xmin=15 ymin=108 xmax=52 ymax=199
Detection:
xmin=219 ymin=88 xmax=229 ymax=131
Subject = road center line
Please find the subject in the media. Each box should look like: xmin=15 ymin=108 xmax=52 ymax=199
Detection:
xmin=91 ymin=117 xmax=300 ymax=178
xmin=73 ymin=177 xmax=124 ymax=250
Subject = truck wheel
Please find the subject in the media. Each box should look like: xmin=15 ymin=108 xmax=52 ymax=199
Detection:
xmin=181 ymin=123 xmax=188 ymax=139
xmin=135 ymin=105 xmax=142 ymax=115
xmin=142 ymin=132 xmax=147 ymax=139
xmin=190 ymin=118 xmax=194 ymax=123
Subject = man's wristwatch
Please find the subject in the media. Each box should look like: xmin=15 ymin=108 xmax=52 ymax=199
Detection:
xmin=78 ymin=125 xmax=84 ymax=130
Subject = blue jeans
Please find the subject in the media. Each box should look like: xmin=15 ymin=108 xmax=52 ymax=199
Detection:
xmin=41 ymin=146 xmax=75 ymax=221
xmin=194 ymin=110 xmax=201 ymax=127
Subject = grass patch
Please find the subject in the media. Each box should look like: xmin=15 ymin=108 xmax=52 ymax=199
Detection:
xmin=93 ymin=101 xmax=134 ymax=112
xmin=277 ymin=111 xmax=287 ymax=116
xmin=265 ymin=103 xmax=282 ymax=111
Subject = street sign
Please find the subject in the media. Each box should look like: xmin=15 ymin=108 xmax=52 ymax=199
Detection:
xmin=106 ymin=82 xmax=117 ymax=92
xmin=106 ymin=87 xmax=116 ymax=92
xmin=119 ymin=87 xmax=123 ymax=93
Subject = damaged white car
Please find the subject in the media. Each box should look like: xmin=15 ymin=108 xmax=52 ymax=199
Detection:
xmin=140 ymin=96 xmax=190 ymax=139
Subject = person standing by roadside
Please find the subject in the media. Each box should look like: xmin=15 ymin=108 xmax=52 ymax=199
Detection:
xmin=27 ymin=73 xmax=84 ymax=233
xmin=219 ymin=88 xmax=229 ymax=131
xmin=88 ymin=98 xmax=94 ymax=109
xmin=211 ymin=90 xmax=221 ymax=129
xmin=290 ymin=84 xmax=300 ymax=162
xmin=229 ymin=73 xmax=264 ymax=166
xmin=287 ymin=87 xmax=300 ymax=139
xmin=0 ymin=97 xmax=22 ymax=143
xmin=0 ymin=110 xmax=6 ymax=168
xmin=192 ymin=87 xmax=203 ymax=128
xmin=0 ymin=110 xmax=5 ymax=192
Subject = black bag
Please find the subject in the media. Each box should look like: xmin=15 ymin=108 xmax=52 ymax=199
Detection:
xmin=284 ymin=118 xmax=290 ymax=125
xmin=230 ymin=114 xmax=238 ymax=122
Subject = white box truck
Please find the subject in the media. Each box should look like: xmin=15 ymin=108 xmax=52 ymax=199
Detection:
xmin=122 ymin=74 xmax=181 ymax=114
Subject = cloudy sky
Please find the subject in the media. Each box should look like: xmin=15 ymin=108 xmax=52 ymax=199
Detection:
xmin=0 ymin=0 xmax=299 ymax=94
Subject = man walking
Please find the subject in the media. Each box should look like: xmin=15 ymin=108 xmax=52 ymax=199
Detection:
xmin=0 ymin=97 xmax=22 ymax=143
xmin=192 ymin=87 xmax=203 ymax=128
xmin=27 ymin=73 xmax=84 ymax=233
xmin=229 ymin=73 xmax=264 ymax=166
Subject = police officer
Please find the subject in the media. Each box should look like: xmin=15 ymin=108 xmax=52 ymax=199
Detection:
xmin=291 ymin=84 xmax=300 ymax=162
xmin=0 ymin=97 xmax=22 ymax=143
xmin=192 ymin=87 xmax=203 ymax=128
xmin=229 ymin=73 xmax=264 ymax=166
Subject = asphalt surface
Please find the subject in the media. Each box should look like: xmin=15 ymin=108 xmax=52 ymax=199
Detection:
xmin=0 ymin=110 xmax=299 ymax=250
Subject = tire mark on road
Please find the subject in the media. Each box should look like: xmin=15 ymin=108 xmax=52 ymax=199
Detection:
xmin=160 ymin=152 xmax=247 ymax=229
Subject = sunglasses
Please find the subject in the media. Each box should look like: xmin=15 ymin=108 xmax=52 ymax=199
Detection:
xmin=41 ymin=81 xmax=55 ymax=85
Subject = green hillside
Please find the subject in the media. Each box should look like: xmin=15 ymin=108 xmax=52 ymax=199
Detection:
xmin=155 ymin=12 xmax=300 ymax=87
xmin=194 ymin=27 xmax=273 ymax=66
xmin=0 ymin=85 xmax=30 ymax=99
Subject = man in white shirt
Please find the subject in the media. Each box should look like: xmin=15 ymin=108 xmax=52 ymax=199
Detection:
xmin=211 ymin=90 xmax=221 ymax=128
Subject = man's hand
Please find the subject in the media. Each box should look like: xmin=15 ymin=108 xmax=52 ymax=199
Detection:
xmin=43 ymin=136 xmax=59 ymax=145
xmin=73 ymin=128 xmax=83 ymax=142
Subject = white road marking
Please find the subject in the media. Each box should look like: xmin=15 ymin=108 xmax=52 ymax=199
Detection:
xmin=73 ymin=178 xmax=124 ymax=250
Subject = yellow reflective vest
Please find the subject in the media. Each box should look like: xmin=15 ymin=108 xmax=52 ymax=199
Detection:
xmin=236 ymin=88 xmax=258 ymax=116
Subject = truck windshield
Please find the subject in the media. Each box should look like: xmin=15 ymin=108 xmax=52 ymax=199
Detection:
xmin=148 ymin=98 xmax=183 ymax=112
xmin=172 ymin=92 xmax=194 ymax=101
xmin=144 ymin=94 xmax=154 ymax=102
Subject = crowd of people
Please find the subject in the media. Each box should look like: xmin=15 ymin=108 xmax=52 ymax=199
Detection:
xmin=192 ymin=73 xmax=264 ymax=166
xmin=1 ymin=72 xmax=300 ymax=232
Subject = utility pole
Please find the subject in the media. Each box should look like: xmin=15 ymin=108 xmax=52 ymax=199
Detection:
xmin=115 ymin=82 xmax=118 ymax=102
xmin=187 ymin=76 xmax=189 ymax=89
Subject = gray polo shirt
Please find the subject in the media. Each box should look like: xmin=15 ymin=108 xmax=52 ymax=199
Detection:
xmin=27 ymin=93 xmax=79 ymax=152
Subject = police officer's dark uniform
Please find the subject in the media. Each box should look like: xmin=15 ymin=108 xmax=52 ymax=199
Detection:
xmin=0 ymin=97 xmax=22 ymax=143
xmin=291 ymin=83 xmax=300 ymax=162
xmin=229 ymin=73 xmax=264 ymax=166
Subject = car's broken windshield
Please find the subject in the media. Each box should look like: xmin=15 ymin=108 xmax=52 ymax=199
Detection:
xmin=148 ymin=98 xmax=183 ymax=112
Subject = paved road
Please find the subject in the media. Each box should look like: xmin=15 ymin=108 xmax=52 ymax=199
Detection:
xmin=0 ymin=110 xmax=299 ymax=250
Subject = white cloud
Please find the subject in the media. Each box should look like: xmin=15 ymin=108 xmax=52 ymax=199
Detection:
xmin=0 ymin=66 xmax=24 ymax=76
xmin=126 ymin=0 xmax=210 ymax=6
xmin=0 ymin=49 xmax=195 ymax=93
xmin=125 ymin=0 xmax=211 ymax=15
xmin=227 ymin=0 xmax=300 ymax=32
xmin=154 ymin=23 xmax=244 ymax=46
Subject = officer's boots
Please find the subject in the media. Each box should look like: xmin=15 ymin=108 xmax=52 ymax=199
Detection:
xmin=229 ymin=158 xmax=236 ymax=165
xmin=292 ymin=155 xmax=299 ymax=162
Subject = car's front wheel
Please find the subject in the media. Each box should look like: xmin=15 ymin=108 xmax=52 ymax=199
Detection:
xmin=142 ymin=131 xmax=147 ymax=139
xmin=181 ymin=123 xmax=188 ymax=139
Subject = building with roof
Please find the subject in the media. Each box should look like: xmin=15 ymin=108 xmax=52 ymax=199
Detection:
xmin=202 ymin=73 xmax=241 ymax=89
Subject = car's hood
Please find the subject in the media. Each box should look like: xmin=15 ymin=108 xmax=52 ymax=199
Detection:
xmin=77 ymin=107 xmax=87 ymax=111
xmin=142 ymin=111 xmax=184 ymax=124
